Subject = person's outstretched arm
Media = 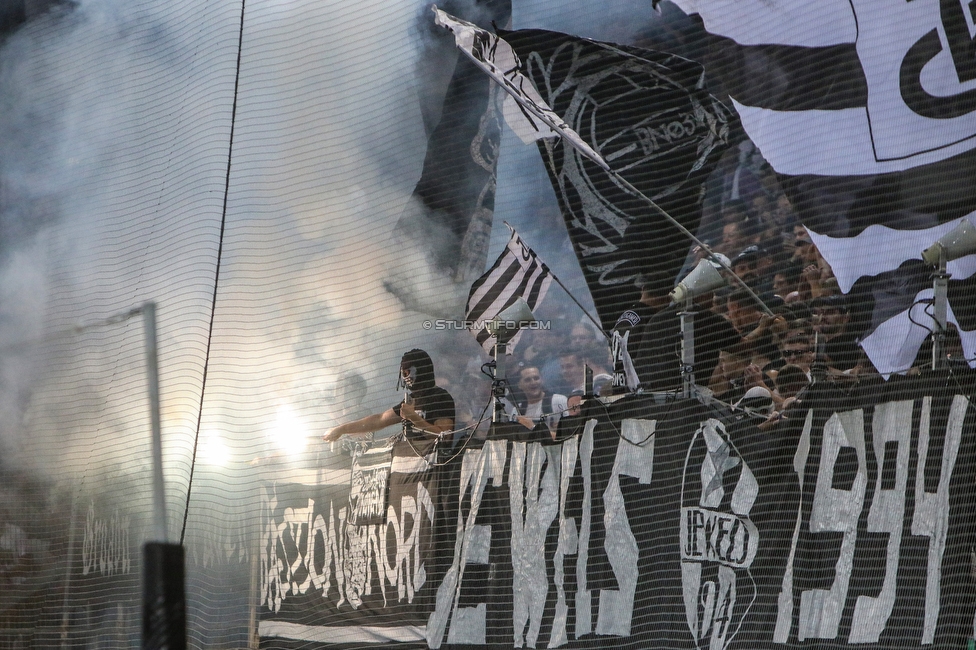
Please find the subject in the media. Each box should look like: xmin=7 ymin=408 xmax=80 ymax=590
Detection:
xmin=323 ymin=408 xmax=399 ymax=441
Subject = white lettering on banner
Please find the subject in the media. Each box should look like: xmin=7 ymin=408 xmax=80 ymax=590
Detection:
xmin=850 ymin=401 xmax=912 ymax=643
xmin=776 ymin=396 xmax=969 ymax=644
xmin=912 ymin=396 xmax=966 ymax=644
xmin=261 ymin=494 xmax=326 ymax=613
xmin=774 ymin=409 xmax=815 ymax=643
xmin=575 ymin=419 xmax=596 ymax=639
xmin=427 ymin=440 xmax=508 ymax=649
xmin=287 ymin=501 xmax=315 ymax=597
xmin=798 ymin=410 xmax=868 ymax=641
xmin=596 ymin=418 xmax=656 ymax=637
xmin=259 ymin=482 xmax=428 ymax=614
xmin=255 ymin=396 xmax=972 ymax=645
xmin=510 ymin=442 xmax=560 ymax=648
xmin=680 ymin=508 xmax=757 ymax=568
xmin=550 ymin=427 xmax=583 ymax=648
xmin=386 ymin=483 xmax=435 ymax=603
xmin=82 ymin=502 xmax=130 ymax=577
xmin=633 ymin=114 xmax=701 ymax=156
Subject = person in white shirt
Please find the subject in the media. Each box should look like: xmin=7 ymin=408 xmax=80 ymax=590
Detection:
xmin=513 ymin=366 xmax=567 ymax=440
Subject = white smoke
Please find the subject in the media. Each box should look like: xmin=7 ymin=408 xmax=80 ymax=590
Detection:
xmin=0 ymin=0 xmax=492 ymax=503
xmin=0 ymin=0 xmax=670 ymax=643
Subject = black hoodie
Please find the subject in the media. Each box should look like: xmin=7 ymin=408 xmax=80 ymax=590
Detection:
xmin=393 ymin=349 xmax=455 ymax=439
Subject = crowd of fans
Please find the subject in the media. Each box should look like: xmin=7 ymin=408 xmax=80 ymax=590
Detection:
xmin=682 ymin=143 xmax=870 ymax=427
xmin=427 ymin=142 xmax=941 ymax=437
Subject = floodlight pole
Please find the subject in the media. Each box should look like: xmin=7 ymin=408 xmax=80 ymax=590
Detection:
xmin=932 ymin=252 xmax=949 ymax=370
xmin=140 ymin=301 xmax=186 ymax=650
xmin=142 ymin=301 xmax=168 ymax=543
xmin=679 ymin=298 xmax=696 ymax=399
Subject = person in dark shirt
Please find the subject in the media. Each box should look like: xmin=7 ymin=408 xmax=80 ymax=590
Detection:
xmin=323 ymin=349 xmax=455 ymax=442
xmin=633 ymin=300 xmax=741 ymax=393
xmin=609 ymin=273 xmax=675 ymax=393
xmin=811 ymin=295 xmax=861 ymax=372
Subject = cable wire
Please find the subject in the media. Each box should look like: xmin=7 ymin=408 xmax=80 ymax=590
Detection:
xmin=179 ymin=0 xmax=247 ymax=547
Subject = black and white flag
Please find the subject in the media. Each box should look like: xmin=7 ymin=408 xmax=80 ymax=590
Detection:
xmin=671 ymin=0 xmax=976 ymax=374
xmin=433 ymin=7 xmax=608 ymax=170
xmin=501 ymin=28 xmax=733 ymax=330
xmin=466 ymin=226 xmax=553 ymax=354
xmin=384 ymin=0 xmax=510 ymax=316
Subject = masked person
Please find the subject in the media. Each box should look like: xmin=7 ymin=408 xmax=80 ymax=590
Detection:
xmin=323 ymin=349 xmax=455 ymax=442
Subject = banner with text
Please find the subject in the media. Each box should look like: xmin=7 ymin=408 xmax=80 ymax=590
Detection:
xmin=259 ymin=374 xmax=976 ymax=649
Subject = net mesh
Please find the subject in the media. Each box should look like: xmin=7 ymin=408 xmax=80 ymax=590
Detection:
xmin=1 ymin=0 xmax=975 ymax=649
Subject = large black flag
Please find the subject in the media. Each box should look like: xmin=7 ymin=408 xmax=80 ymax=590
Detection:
xmin=383 ymin=0 xmax=511 ymax=316
xmin=670 ymin=0 xmax=976 ymax=375
xmin=501 ymin=29 xmax=733 ymax=330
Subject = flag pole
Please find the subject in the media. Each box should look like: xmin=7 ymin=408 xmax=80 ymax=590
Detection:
xmin=440 ymin=11 xmax=773 ymax=317
xmin=590 ymin=160 xmax=774 ymax=317
xmin=470 ymin=63 xmax=773 ymax=315
xmin=529 ymin=130 xmax=774 ymax=317
xmin=551 ymin=269 xmax=613 ymax=342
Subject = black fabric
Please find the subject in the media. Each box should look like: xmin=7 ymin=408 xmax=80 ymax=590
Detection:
xmin=501 ymin=28 xmax=734 ymax=330
xmin=670 ymin=2 xmax=976 ymax=373
xmin=706 ymin=35 xmax=867 ymax=111
xmin=821 ymin=332 xmax=861 ymax=371
xmin=257 ymin=479 xmax=435 ymax=629
xmin=634 ymin=306 xmax=741 ymax=391
xmin=613 ymin=304 xmax=658 ymax=351
xmin=388 ymin=0 xmax=511 ymax=280
xmin=610 ymin=302 xmax=660 ymax=391
xmin=392 ymin=385 xmax=455 ymax=440
xmin=778 ymin=147 xmax=976 ymax=240
xmin=259 ymin=372 xmax=976 ymax=650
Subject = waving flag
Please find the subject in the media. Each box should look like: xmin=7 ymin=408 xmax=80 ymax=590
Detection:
xmin=466 ymin=226 xmax=553 ymax=354
xmin=671 ymin=0 xmax=976 ymax=374
xmin=433 ymin=7 xmax=609 ymax=171
xmin=384 ymin=0 xmax=510 ymax=316
xmin=501 ymin=28 xmax=733 ymax=330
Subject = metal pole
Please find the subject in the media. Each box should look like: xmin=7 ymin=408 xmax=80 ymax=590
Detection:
xmin=492 ymin=340 xmax=508 ymax=423
xmin=59 ymin=493 xmax=79 ymax=650
xmin=679 ymin=300 xmax=696 ymax=398
xmin=549 ymin=266 xmax=612 ymax=342
xmin=141 ymin=300 xmax=186 ymax=650
xmin=142 ymin=301 xmax=167 ymax=543
xmin=459 ymin=46 xmax=773 ymax=317
xmin=932 ymin=253 xmax=949 ymax=370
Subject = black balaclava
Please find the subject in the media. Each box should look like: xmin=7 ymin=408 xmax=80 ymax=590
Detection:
xmin=398 ymin=348 xmax=436 ymax=395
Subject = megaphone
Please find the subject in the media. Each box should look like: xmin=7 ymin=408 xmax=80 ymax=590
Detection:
xmin=486 ymin=297 xmax=537 ymax=343
xmin=670 ymin=259 xmax=726 ymax=304
xmin=922 ymin=219 xmax=976 ymax=265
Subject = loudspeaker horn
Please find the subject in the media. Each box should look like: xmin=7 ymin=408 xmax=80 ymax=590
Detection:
xmin=670 ymin=259 xmax=726 ymax=303
xmin=922 ymin=219 xmax=976 ymax=265
xmin=487 ymin=297 xmax=537 ymax=342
